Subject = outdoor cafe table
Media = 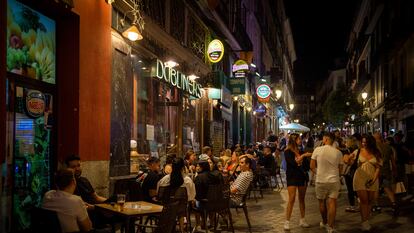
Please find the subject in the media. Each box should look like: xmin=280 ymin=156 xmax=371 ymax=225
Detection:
xmin=95 ymin=201 xmax=163 ymax=233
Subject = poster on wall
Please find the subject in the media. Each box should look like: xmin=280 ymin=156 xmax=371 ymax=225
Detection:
xmin=7 ymin=0 xmax=56 ymax=84
xmin=146 ymin=124 xmax=155 ymax=141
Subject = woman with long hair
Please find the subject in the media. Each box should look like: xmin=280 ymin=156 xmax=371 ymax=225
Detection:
xmin=284 ymin=133 xmax=312 ymax=230
xmin=350 ymin=134 xmax=382 ymax=231
xmin=158 ymin=157 xmax=196 ymax=201
xmin=157 ymin=157 xmax=196 ymax=232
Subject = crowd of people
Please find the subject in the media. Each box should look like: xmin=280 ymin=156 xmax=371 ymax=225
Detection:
xmin=40 ymin=129 xmax=413 ymax=233
xmin=277 ymin=130 xmax=413 ymax=233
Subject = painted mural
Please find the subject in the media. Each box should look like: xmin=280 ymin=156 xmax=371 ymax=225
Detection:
xmin=7 ymin=0 xmax=56 ymax=84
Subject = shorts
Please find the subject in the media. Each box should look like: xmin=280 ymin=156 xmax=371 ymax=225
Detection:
xmin=315 ymin=182 xmax=341 ymax=199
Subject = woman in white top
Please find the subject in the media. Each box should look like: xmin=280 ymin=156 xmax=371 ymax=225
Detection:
xmin=348 ymin=134 xmax=382 ymax=231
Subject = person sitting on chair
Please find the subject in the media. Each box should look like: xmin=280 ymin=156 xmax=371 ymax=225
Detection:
xmin=42 ymin=168 xmax=93 ymax=233
xmin=230 ymin=157 xmax=253 ymax=206
xmin=65 ymin=155 xmax=107 ymax=208
xmin=142 ymin=157 xmax=162 ymax=203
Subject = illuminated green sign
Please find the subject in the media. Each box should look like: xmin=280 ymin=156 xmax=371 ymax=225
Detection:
xmin=151 ymin=59 xmax=203 ymax=98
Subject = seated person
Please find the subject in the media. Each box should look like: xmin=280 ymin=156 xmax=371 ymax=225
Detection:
xmin=226 ymin=150 xmax=241 ymax=176
xmin=230 ymin=157 xmax=253 ymax=207
xmin=258 ymin=146 xmax=276 ymax=175
xmin=157 ymin=157 xmax=195 ymax=201
xmin=157 ymin=158 xmax=195 ymax=231
xmin=184 ymin=150 xmax=197 ymax=175
xmin=65 ymin=155 xmax=107 ymax=208
xmin=162 ymin=154 xmax=176 ymax=175
xmin=42 ymin=168 xmax=93 ymax=233
xmin=142 ymin=157 xmax=162 ymax=202
xmin=193 ymin=159 xmax=224 ymax=230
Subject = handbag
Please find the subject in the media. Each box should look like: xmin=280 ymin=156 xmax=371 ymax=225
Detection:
xmin=343 ymin=149 xmax=360 ymax=176
xmin=395 ymin=182 xmax=406 ymax=194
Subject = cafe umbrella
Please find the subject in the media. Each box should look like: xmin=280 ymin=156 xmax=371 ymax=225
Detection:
xmin=279 ymin=123 xmax=310 ymax=132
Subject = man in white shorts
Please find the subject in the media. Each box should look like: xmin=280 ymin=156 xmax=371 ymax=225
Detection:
xmin=311 ymin=132 xmax=343 ymax=233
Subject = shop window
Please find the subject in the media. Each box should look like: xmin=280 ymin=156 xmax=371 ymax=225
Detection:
xmin=129 ymin=56 xmax=201 ymax=172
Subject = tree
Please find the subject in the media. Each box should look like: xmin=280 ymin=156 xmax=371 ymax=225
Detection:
xmin=322 ymin=83 xmax=363 ymax=128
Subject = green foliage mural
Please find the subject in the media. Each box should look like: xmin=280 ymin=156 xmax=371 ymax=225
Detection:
xmin=13 ymin=89 xmax=52 ymax=231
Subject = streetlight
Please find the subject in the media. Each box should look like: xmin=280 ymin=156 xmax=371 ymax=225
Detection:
xmin=361 ymin=92 xmax=368 ymax=100
xmin=289 ymin=103 xmax=294 ymax=111
xmin=275 ymin=89 xmax=282 ymax=100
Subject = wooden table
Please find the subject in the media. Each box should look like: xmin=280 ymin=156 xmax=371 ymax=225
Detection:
xmin=95 ymin=201 xmax=163 ymax=233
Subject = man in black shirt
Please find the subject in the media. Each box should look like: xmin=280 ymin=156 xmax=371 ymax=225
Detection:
xmin=65 ymin=155 xmax=107 ymax=208
xmin=141 ymin=157 xmax=162 ymax=202
xmin=259 ymin=146 xmax=276 ymax=173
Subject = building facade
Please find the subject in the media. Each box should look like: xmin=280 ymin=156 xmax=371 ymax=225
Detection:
xmin=346 ymin=0 xmax=414 ymax=139
xmin=0 ymin=0 xmax=298 ymax=232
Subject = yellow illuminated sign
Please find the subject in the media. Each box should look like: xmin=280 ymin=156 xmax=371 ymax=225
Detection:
xmin=207 ymin=39 xmax=224 ymax=63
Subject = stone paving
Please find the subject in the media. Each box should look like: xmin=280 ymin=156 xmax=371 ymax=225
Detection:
xmin=227 ymin=182 xmax=414 ymax=233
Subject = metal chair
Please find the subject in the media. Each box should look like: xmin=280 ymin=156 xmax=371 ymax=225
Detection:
xmin=193 ymin=183 xmax=234 ymax=233
xmin=147 ymin=186 xmax=190 ymax=232
xmin=136 ymin=201 xmax=180 ymax=233
xmin=31 ymin=207 xmax=62 ymax=233
xmin=230 ymin=184 xmax=252 ymax=233
xmin=249 ymin=170 xmax=264 ymax=202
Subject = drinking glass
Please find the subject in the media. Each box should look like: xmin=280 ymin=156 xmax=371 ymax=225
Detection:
xmin=117 ymin=194 xmax=126 ymax=211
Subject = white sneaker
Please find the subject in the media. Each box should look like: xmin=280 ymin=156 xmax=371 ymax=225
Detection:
xmin=361 ymin=220 xmax=371 ymax=231
xmin=284 ymin=220 xmax=290 ymax=230
xmin=299 ymin=218 xmax=310 ymax=228
xmin=327 ymin=226 xmax=336 ymax=233
xmin=193 ymin=225 xmax=203 ymax=233
xmin=320 ymin=221 xmax=328 ymax=229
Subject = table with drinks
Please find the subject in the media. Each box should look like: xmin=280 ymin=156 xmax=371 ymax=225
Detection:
xmin=95 ymin=194 xmax=163 ymax=233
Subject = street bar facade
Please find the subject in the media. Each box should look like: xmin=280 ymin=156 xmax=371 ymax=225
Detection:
xmin=109 ymin=0 xmax=211 ymax=177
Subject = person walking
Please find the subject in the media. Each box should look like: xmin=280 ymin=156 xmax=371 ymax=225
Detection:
xmin=342 ymin=136 xmax=360 ymax=212
xmin=284 ymin=133 xmax=312 ymax=230
xmin=310 ymin=132 xmax=343 ymax=233
xmin=349 ymin=134 xmax=382 ymax=231
xmin=374 ymin=132 xmax=398 ymax=215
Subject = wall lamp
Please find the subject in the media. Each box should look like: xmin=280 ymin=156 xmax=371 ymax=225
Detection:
xmin=164 ymin=60 xmax=179 ymax=68
xmin=121 ymin=0 xmax=144 ymax=41
xmin=275 ymin=89 xmax=282 ymax=99
xmin=361 ymin=92 xmax=368 ymax=100
xmin=188 ymin=74 xmax=199 ymax=81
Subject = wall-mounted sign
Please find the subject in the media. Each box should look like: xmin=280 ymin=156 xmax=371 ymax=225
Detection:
xmin=220 ymin=87 xmax=232 ymax=108
xmin=26 ymin=90 xmax=45 ymax=118
xmin=151 ymin=59 xmax=203 ymax=98
xmin=255 ymin=104 xmax=267 ymax=117
xmin=207 ymin=39 xmax=224 ymax=63
xmin=229 ymin=77 xmax=246 ymax=95
xmin=208 ymin=88 xmax=221 ymax=99
xmin=257 ymin=84 xmax=271 ymax=99
xmin=232 ymin=60 xmax=249 ymax=78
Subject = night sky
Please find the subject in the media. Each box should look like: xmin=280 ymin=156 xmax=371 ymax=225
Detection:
xmin=284 ymin=0 xmax=358 ymax=93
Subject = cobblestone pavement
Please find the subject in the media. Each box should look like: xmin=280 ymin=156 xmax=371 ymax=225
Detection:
xmin=227 ymin=183 xmax=414 ymax=233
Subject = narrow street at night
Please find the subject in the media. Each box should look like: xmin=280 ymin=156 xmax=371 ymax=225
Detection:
xmin=1 ymin=0 xmax=414 ymax=233
xmin=228 ymin=182 xmax=414 ymax=233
